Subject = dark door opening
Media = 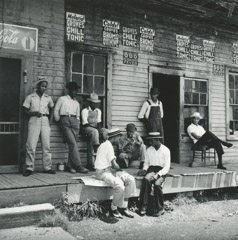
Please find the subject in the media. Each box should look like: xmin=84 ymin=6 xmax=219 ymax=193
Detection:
xmin=153 ymin=73 xmax=180 ymax=163
xmin=0 ymin=57 xmax=21 ymax=167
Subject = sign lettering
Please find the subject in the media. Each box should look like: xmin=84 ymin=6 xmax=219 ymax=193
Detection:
xmin=102 ymin=19 xmax=120 ymax=47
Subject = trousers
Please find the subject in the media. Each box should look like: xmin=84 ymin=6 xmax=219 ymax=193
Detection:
xmin=60 ymin=116 xmax=82 ymax=169
xmin=96 ymin=168 xmax=136 ymax=208
xmin=139 ymin=166 xmax=165 ymax=212
xmin=25 ymin=116 xmax=52 ymax=171
xmin=83 ymin=126 xmax=100 ymax=167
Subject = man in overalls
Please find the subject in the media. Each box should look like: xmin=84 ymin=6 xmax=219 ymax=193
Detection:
xmin=82 ymin=93 xmax=102 ymax=171
xmin=138 ymin=87 xmax=164 ymax=143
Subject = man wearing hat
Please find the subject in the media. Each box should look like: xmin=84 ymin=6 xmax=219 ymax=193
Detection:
xmin=118 ymin=123 xmax=146 ymax=168
xmin=138 ymin=132 xmax=170 ymax=217
xmin=81 ymin=92 xmax=102 ymax=171
xmin=138 ymin=87 xmax=164 ymax=143
xmin=22 ymin=77 xmax=55 ymax=176
xmin=54 ymin=81 xmax=88 ymax=174
xmin=95 ymin=128 xmax=136 ymax=219
xmin=187 ymin=112 xmax=233 ymax=170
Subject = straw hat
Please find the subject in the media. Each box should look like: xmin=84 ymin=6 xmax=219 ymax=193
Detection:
xmin=190 ymin=112 xmax=202 ymax=119
xmin=146 ymin=132 xmax=162 ymax=139
xmin=87 ymin=93 xmax=101 ymax=103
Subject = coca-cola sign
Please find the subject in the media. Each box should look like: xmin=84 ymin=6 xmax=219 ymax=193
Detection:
xmin=0 ymin=23 xmax=38 ymax=52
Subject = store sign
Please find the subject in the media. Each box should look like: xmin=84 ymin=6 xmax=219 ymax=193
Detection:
xmin=176 ymin=34 xmax=190 ymax=60
xmin=66 ymin=12 xmax=85 ymax=43
xmin=139 ymin=27 xmax=155 ymax=52
xmin=0 ymin=23 xmax=38 ymax=52
xmin=213 ymin=64 xmax=225 ymax=76
xmin=102 ymin=19 xmax=120 ymax=47
xmin=122 ymin=27 xmax=138 ymax=48
xmin=203 ymin=40 xmax=215 ymax=62
xmin=123 ymin=51 xmax=138 ymax=65
xmin=232 ymin=43 xmax=238 ymax=64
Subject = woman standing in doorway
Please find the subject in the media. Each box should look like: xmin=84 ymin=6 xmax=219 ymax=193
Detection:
xmin=138 ymin=87 xmax=164 ymax=143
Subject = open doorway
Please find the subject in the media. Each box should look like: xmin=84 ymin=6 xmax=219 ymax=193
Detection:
xmin=153 ymin=73 xmax=180 ymax=163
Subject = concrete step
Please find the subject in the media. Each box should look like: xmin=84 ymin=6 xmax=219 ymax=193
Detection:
xmin=0 ymin=203 xmax=55 ymax=229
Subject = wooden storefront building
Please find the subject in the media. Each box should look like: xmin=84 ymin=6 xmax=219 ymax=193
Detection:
xmin=0 ymin=0 xmax=237 ymax=174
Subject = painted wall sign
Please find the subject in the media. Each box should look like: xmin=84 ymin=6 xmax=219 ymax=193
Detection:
xmin=232 ymin=43 xmax=238 ymax=64
xmin=203 ymin=40 xmax=215 ymax=62
xmin=123 ymin=51 xmax=138 ymax=65
xmin=0 ymin=23 xmax=38 ymax=52
xmin=176 ymin=34 xmax=190 ymax=60
xmin=102 ymin=19 xmax=120 ymax=47
xmin=66 ymin=12 xmax=85 ymax=43
xmin=122 ymin=27 xmax=138 ymax=48
xmin=213 ymin=64 xmax=225 ymax=76
xmin=139 ymin=27 xmax=155 ymax=52
xmin=190 ymin=43 xmax=203 ymax=62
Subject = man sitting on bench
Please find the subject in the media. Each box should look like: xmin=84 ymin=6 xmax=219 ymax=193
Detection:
xmin=187 ymin=112 xmax=233 ymax=170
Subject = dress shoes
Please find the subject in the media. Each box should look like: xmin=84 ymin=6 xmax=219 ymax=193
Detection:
xmin=87 ymin=165 xmax=96 ymax=172
xmin=217 ymin=164 xmax=227 ymax=170
xmin=120 ymin=208 xmax=134 ymax=218
xmin=76 ymin=166 xmax=89 ymax=173
xmin=44 ymin=169 xmax=56 ymax=174
xmin=153 ymin=209 xmax=165 ymax=217
xmin=23 ymin=170 xmax=33 ymax=177
xmin=139 ymin=206 xmax=147 ymax=216
xmin=111 ymin=209 xmax=123 ymax=219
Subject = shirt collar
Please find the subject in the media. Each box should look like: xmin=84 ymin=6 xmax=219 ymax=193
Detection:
xmin=66 ymin=95 xmax=76 ymax=100
xmin=88 ymin=106 xmax=97 ymax=111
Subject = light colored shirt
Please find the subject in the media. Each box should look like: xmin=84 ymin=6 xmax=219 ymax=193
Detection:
xmin=81 ymin=107 xmax=102 ymax=125
xmin=138 ymin=99 xmax=164 ymax=119
xmin=54 ymin=95 xmax=80 ymax=121
xmin=187 ymin=123 xmax=206 ymax=143
xmin=95 ymin=140 xmax=116 ymax=169
xmin=23 ymin=92 xmax=54 ymax=114
xmin=143 ymin=144 xmax=170 ymax=176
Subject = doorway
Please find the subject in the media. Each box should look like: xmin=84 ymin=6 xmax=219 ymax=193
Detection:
xmin=0 ymin=57 xmax=21 ymax=172
xmin=153 ymin=73 xmax=180 ymax=163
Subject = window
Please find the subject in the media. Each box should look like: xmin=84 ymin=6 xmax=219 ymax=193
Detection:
xmin=71 ymin=52 xmax=107 ymax=126
xmin=183 ymin=78 xmax=208 ymax=132
xmin=228 ymin=73 xmax=238 ymax=138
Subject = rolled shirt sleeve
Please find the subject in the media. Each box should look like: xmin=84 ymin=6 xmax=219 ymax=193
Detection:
xmin=54 ymin=97 xmax=63 ymax=122
xmin=138 ymin=101 xmax=149 ymax=119
xmin=23 ymin=95 xmax=31 ymax=109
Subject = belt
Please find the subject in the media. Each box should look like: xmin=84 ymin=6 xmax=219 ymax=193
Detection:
xmin=60 ymin=115 xmax=76 ymax=118
xmin=41 ymin=114 xmax=49 ymax=117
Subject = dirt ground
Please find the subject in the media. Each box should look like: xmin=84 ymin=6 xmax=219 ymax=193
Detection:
xmin=66 ymin=197 xmax=238 ymax=240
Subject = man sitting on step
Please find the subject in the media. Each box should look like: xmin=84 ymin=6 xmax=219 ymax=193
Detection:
xmin=95 ymin=128 xmax=136 ymax=219
xmin=117 ymin=123 xmax=146 ymax=168
xmin=187 ymin=112 xmax=233 ymax=170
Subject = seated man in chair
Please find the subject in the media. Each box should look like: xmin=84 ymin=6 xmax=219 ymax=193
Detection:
xmin=187 ymin=112 xmax=233 ymax=170
xmin=117 ymin=123 xmax=146 ymax=168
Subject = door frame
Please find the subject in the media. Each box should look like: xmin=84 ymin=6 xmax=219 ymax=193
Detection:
xmin=0 ymin=49 xmax=33 ymax=173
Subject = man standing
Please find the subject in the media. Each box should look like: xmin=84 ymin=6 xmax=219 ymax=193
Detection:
xmin=138 ymin=87 xmax=164 ymax=143
xmin=82 ymin=93 xmax=102 ymax=171
xmin=118 ymin=123 xmax=146 ymax=168
xmin=138 ymin=132 xmax=170 ymax=217
xmin=54 ymin=82 xmax=88 ymax=174
xmin=95 ymin=128 xmax=136 ymax=219
xmin=23 ymin=77 xmax=55 ymax=176
xmin=187 ymin=112 xmax=233 ymax=170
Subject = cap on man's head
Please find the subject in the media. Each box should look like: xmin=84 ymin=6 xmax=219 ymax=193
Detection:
xmin=146 ymin=132 xmax=162 ymax=139
xmin=126 ymin=123 xmax=136 ymax=132
xmin=190 ymin=112 xmax=202 ymax=119
xmin=66 ymin=82 xmax=81 ymax=90
xmin=150 ymin=87 xmax=160 ymax=95
xmin=35 ymin=76 xmax=49 ymax=87
xmin=108 ymin=128 xmax=122 ymax=138
xmin=87 ymin=93 xmax=101 ymax=103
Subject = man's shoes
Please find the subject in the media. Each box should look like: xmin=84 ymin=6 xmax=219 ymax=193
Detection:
xmin=153 ymin=209 xmax=165 ymax=217
xmin=139 ymin=206 xmax=147 ymax=216
xmin=224 ymin=142 xmax=233 ymax=148
xmin=23 ymin=170 xmax=32 ymax=177
xmin=217 ymin=164 xmax=227 ymax=170
xmin=119 ymin=208 xmax=134 ymax=218
xmin=44 ymin=169 xmax=56 ymax=174
xmin=76 ymin=166 xmax=89 ymax=173
xmin=68 ymin=168 xmax=76 ymax=173
xmin=87 ymin=165 xmax=96 ymax=172
xmin=111 ymin=209 xmax=123 ymax=219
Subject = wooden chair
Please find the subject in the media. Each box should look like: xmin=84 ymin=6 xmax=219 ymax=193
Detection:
xmin=190 ymin=144 xmax=216 ymax=167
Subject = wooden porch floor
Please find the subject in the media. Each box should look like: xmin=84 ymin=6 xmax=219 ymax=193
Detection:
xmin=0 ymin=163 xmax=237 ymax=207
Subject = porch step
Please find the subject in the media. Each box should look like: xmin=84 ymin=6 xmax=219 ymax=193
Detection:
xmin=0 ymin=203 xmax=55 ymax=229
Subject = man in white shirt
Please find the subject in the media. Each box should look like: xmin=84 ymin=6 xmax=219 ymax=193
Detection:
xmin=187 ymin=112 xmax=233 ymax=170
xmin=95 ymin=128 xmax=136 ymax=219
xmin=82 ymin=93 xmax=102 ymax=171
xmin=54 ymin=82 xmax=88 ymax=174
xmin=137 ymin=132 xmax=170 ymax=217
xmin=23 ymin=77 xmax=55 ymax=176
xmin=138 ymin=88 xmax=164 ymax=143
